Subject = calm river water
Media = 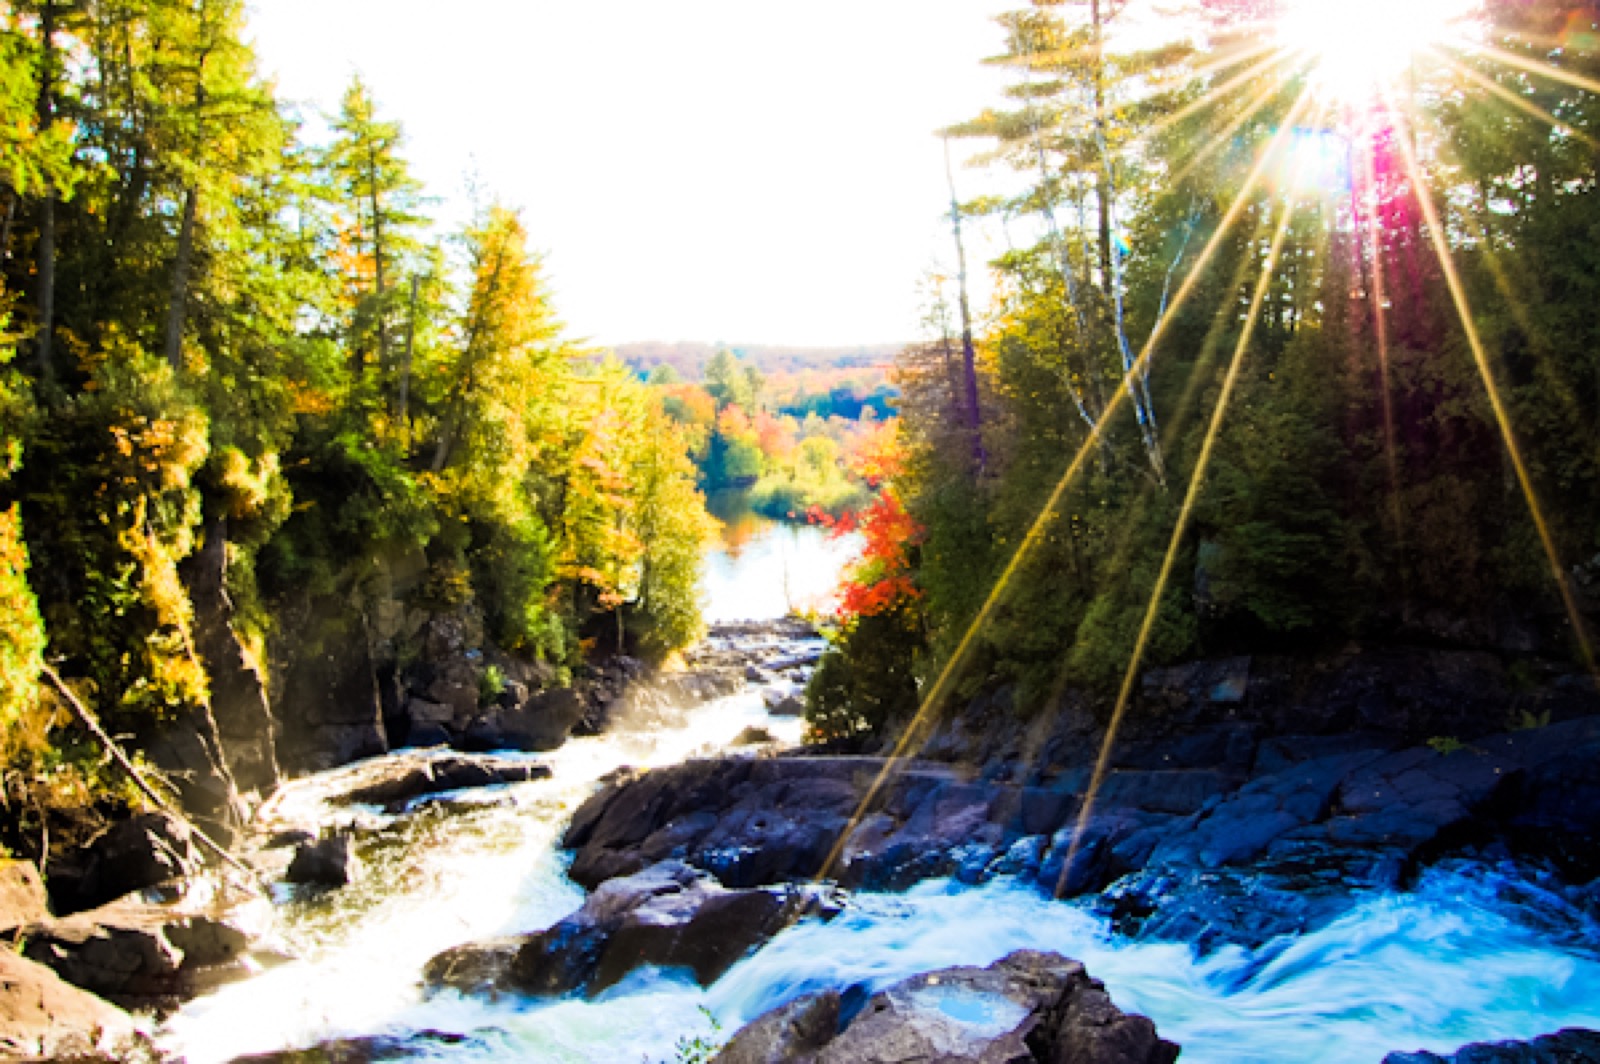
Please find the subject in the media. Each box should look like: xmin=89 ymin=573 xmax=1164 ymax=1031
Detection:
xmin=701 ymin=489 xmax=861 ymax=622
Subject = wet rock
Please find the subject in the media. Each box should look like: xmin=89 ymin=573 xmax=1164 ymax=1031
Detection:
xmin=419 ymin=937 xmax=523 ymax=996
xmin=713 ymin=950 xmax=1179 ymax=1064
xmin=1383 ymin=1028 xmax=1600 ymax=1062
xmin=20 ymin=889 xmax=272 ymax=1010
xmin=734 ymin=726 xmax=777 ymax=746
xmin=562 ymin=709 xmax=1600 ymax=950
xmin=461 ymin=687 xmax=586 ymax=752
xmin=770 ymin=696 xmax=805 ymax=718
xmin=286 ymin=834 xmax=362 ymax=888
xmin=0 ymin=949 xmax=145 ymax=1060
xmin=46 ymin=812 xmax=198 ymax=916
xmin=314 ymin=751 xmax=550 ymax=809
xmin=714 ymin=991 xmax=840 ymax=1064
xmin=230 ymin=1029 xmax=484 ymax=1063
xmin=427 ymin=861 xmax=835 ymax=999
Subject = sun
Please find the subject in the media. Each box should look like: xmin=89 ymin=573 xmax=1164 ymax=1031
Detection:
xmin=1276 ymin=0 xmax=1479 ymax=104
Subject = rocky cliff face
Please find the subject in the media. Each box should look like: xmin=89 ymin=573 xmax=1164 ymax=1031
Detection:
xmin=139 ymin=544 xmax=665 ymax=830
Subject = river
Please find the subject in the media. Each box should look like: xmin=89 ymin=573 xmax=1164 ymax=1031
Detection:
xmin=157 ymin=505 xmax=1600 ymax=1063
xmin=700 ymin=489 xmax=862 ymax=622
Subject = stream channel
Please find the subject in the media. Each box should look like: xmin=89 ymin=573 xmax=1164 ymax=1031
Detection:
xmin=159 ymin=500 xmax=1600 ymax=1063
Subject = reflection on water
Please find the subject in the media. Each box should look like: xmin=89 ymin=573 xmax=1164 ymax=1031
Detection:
xmin=702 ymin=490 xmax=860 ymax=622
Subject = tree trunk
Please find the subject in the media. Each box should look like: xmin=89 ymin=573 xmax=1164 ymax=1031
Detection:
xmin=33 ymin=0 xmax=58 ymax=381
xmin=368 ymin=142 xmax=388 ymax=376
xmin=0 ymin=190 xmax=15 ymax=262
xmin=431 ymin=241 xmax=508 ymax=473
xmin=164 ymin=187 xmax=198 ymax=370
xmin=943 ymin=138 xmax=985 ymax=472
xmin=1091 ymin=0 xmax=1114 ymax=295
xmin=396 ymin=274 xmax=418 ymax=429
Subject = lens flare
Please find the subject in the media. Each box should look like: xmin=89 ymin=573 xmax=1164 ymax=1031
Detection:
xmin=1277 ymin=0 xmax=1477 ymax=103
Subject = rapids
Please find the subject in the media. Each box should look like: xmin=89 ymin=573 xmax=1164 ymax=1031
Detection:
xmin=157 ymin=514 xmax=1600 ymax=1063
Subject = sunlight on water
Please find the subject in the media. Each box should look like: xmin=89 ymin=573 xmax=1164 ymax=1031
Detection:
xmin=160 ymin=651 xmax=1600 ymax=1063
xmin=701 ymin=491 xmax=861 ymax=622
xmin=157 ymin=686 xmax=805 ymax=1063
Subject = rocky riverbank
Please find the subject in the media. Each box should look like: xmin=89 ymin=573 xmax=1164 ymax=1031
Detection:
xmin=555 ymin=703 xmax=1600 ymax=955
xmin=413 ymin=643 xmax=1600 ymax=1061
xmin=0 ymin=620 xmax=823 ymax=1060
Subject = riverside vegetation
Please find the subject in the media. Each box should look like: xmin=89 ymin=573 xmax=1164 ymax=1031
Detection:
xmin=0 ymin=1 xmax=714 ymax=855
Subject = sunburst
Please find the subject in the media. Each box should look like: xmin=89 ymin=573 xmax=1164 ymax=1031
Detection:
xmin=815 ymin=0 xmax=1599 ymax=888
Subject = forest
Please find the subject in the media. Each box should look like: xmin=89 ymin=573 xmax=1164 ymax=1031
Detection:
xmin=809 ymin=0 xmax=1600 ymax=744
xmin=0 ymin=0 xmax=713 ymax=847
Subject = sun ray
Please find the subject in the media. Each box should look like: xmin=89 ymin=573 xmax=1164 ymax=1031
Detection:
xmin=1053 ymin=169 xmax=1306 ymax=899
xmin=1386 ymin=99 xmax=1599 ymax=677
xmin=1428 ymin=47 xmax=1600 ymax=148
xmin=1164 ymin=65 xmax=1313 ymax=192
xmin=812 ymin=84 xmax=1321 ymax=885
xmin=1354 ymin=122 xmax=1411 ymax=603
xmin=1139 ymin=47 xmax=1308 ymax=149
xmin=1455 ymin=40 xmax=1600 ymax=98
xmin=1013 ymin=205 xmax=1286 ymax=786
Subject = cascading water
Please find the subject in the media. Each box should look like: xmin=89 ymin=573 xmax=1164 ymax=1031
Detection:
xmin=158 ymin=512 xmax=1600 ymax=1063
xmin=155 ymin=673 xmax=1600 ymax=1064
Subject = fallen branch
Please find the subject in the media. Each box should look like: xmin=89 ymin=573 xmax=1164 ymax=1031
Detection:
xmin=39 ymin=664 xmax=266 ymax=895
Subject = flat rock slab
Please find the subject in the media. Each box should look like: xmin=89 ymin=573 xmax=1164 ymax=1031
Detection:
xmin=713 ymin=950 xmax=1178 ymax=1064
xmin=321 ymin=752 xmax=551 ymax=808
xmin=21 ymin=888 xmax=276 ymax=1012
xmin=0 ymin=948 xmax=145 ymax=1060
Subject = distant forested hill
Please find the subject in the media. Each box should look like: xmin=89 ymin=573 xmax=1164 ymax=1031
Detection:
xmin=615 ymin=342 xmax=905 ymax=379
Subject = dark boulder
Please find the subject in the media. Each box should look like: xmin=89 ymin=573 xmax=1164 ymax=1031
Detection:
xmin=713 ymin=950 xmax=1178 ymax=1064
xmin=45 ymin=812 xmax=198 ymax=916
xmin=229 ymin=1029 xmax=484 ymax=1063
xmin=460 ymin=687 xmax=586 ymax=753
xmin=425 ymin=861 xmax=835 ymax=999
xmin=286 ymin=834 xmax=362 ymax=888
xmin=20 ymin=890 xmax=271 ymax=1011
xmin=1384 ymin=1028 xmax=1600 ymax=1062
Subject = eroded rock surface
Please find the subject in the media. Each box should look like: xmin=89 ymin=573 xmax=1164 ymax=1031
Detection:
xmin=713 ymin=950 xmax=1178 ymax=1064
xmin=561 ymin=713 xmax=1600 ymax=950
xmin=20 ymin=884 xmax=279 ymax=1012
xmin=424 ymin=860 xmax=837 ymax=998
xmin=45 ymin=812 xmax=198 ymax=916
xmin=0 ymin=948 xmax=146 ymax=1060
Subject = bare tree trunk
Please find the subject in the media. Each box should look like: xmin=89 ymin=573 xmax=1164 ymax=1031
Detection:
xmin=34 ymin=0 xmax=58 ymax=381
xmin=396 ymin=274 xmax=418 ymax=431
xmin=944 ymin=137 xmax=986 ymax=473
xmin=431 ymin=242 xmax=507 ymax=473
xmin=164 ymin=187 xmax=198 ymax=369
xmin=368 ymin=142 xmax=388 ymax=376
xmin=1091 ymin=0 xmax=1114 ymax=294
xmin=0 ymin=190 xmax=15 ymax=262
xmin=35 ymin=201 xmax=55 ymax=380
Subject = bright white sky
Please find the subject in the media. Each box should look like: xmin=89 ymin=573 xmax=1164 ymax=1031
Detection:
xmin=246 ymin=0 xmax=1018 ymax=348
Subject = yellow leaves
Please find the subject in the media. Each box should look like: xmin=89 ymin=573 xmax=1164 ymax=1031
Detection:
xmin=217 ymin=447 xmax=281 ymax=520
